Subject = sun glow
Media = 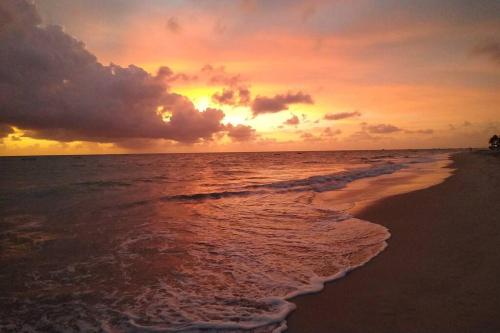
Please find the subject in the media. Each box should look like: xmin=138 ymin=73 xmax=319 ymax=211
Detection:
xmin=194 ymin=96 xmax=211 ymax=111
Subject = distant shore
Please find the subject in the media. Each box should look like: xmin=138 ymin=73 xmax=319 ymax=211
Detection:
xmin=286 ymin=151 xmax=500 ymax=333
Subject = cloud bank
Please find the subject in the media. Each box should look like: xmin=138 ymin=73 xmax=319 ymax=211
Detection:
xmin=0 ymin=0 xmax=226 ymax=144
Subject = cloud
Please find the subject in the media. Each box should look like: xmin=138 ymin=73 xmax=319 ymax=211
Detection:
xmin=322 ymin=127 xmax=341 ymax=136
xmin=300 ymin=132 xmax=319 ymax=141
xmin=283 ymin=115 xmax=300 ymax=126
xmin=238 ymin=87 xmax=251 ymax=105
xmin=0 ymin=124 xmax=14 ymax=138
xmin=348 ymin=131 xmax=382 ymax=142
xmin=404 ymin=129 xmax=434 ymax=135
xmin=299 ymin=126 xmax=341 ymax=142
xmin=363 ymin=123 xmax=402 ymax=134
xmin=201 ymin=64 xmax=243 ymax=87
xmin=156 ymin=66 xmax=197 ymax=83
xmin=0 ymin=0 xmax=226 ymax=144
xmin=225 ymin=124 xmax=257 ymax=142
xmin=361 ymin=122 xmax=432 ymax=136
xmin=324 ymin=111 xmax=361 ymax=121
xmin=251 ymin=92 xmax=313 ymax=116
xmin=203 ymin=65 xmax=251 ymax=106
xmin=212 ymin=89 xmax=236 ymax=105
xmin=166 ymin=16 xmax=181 ymax=33
xmin=212 ymin=87 xmax=251 ymax=106
xmin=472 ymin=41 xmax=500 ymax=65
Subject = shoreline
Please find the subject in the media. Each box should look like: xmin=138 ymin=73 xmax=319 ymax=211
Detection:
xmin=286 ymin=151 xmax=500 ymax=332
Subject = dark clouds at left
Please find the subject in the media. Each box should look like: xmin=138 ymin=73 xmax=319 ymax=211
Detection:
xmin=0 ymin=0 xmax=226 ymax=145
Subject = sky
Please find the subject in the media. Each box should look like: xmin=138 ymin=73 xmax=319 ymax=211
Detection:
xmin=0 ymin=0 xmax=499 ymax=155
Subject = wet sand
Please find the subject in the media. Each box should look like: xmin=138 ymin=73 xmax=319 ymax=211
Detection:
xmin=287 ymin=151 xmax=500 ymax=333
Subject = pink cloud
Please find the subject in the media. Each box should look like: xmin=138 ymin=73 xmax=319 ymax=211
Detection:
xmin=225 ymin=124 xmax=257 ymax=142
xmin=324 ymin=111 xmax=361 ymax=121
xmin=363 ymin=123 xmax=402 ymax=134
xmin=283 ymin=115 xmax=300 ymax=126
xmin=252 ymin=92 xmax=313 ymax=116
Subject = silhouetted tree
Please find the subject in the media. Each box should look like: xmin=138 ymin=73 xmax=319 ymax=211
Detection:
xmin=489 ymin=135 xmax=500 ymax=151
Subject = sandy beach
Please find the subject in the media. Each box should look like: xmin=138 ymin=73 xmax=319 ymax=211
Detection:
xmin=287 ymin=151 xmax=500 ymax=333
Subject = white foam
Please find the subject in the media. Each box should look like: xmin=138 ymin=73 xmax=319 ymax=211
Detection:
xmin=96 ymin=216 xmax=390 ymax=333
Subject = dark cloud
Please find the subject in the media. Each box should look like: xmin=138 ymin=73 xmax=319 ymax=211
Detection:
xmin=363 ymin=123 xmax=402 ymax=134
xmin=212 ymin=89 xmax=236 ymax=105
xmin=251 ymin=92 xmax=313 ymax=116
xmin=0 ymin=124 xmax=14 ymax=138
xmin=156 ymin=66 xmax=197 ymax=82
xmin=0 ymin=0 xmax=226 ymax=144
xmin=115 ymin=138 xmax=168 ymax=150
xmin=225 ymin=124 xmax=257 ymax=142
xmin=283 ymin=115 xmax=300 ymax=126
xmin=212 ymin=87 xmax=251 ymax=106
xmin=166 ymin=16 xmax=181 ymax=33
xmin=324 ymin=111 xmax=361 ymax=121
xmin=472 ymin=41 xmax=500 ymax=65
xmin=158 ymin=67 xmax=197 ymax=82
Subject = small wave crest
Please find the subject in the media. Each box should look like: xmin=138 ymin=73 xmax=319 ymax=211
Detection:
xmin=159 ymin=163 xmax=405 ymax=202
xmin=164 ymin=190 xmax=261 ymax=201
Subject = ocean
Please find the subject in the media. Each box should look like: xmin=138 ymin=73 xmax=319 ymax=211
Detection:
xmin=0 ymin=150 xmax=450 ymax=332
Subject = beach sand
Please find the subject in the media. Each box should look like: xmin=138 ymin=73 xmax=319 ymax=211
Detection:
xmin=286 ymin=151 xmax=500 ymax=333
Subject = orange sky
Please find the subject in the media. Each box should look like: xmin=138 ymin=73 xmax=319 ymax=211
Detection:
xmin=1 ymin=0 xmax=499 ymax=155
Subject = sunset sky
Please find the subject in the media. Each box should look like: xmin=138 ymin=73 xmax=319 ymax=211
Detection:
xmin=1 ymin=0 xmax=499 ymax=155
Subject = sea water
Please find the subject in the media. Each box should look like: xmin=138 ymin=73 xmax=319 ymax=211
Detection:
xmin=0 ymin=150 xmax=449 ymax=332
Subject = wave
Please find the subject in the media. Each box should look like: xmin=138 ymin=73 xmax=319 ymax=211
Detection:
xmin=161 ymin=163 xmax=405 ymax=202
xmin=252 ymin=163 xmax=404 ymax=192
xmin=108 ymin=218 xmax=390 ymax=333
xmin=164 ymin=190 xmax=260 ymax=201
